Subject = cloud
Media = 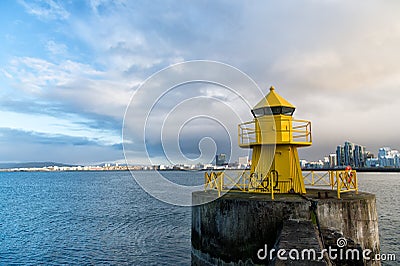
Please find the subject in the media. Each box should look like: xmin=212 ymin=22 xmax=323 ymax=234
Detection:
xmin=3 ymin=0 xmax=400 ymax=164
xmin=18 ymin=0 xmax=70 ymax=20
xmin=121 ymin=61 xmax=264 ymax=165
xmin=0 ymin=110 xmax=121 ymax=146
xmin=46 ymin=40 xmax=68 ymax=56
xmin=0 ymin=128 xmax=123 ymax=164
xmin=5 ymin=56 xmax=135 ymax=119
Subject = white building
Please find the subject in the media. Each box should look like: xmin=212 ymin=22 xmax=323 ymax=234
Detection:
xmin=323 ymin=156 xmax=330 ymax=168
xmin=329 ymin=153 xmax=337 ymax=168
xmin=238 ymin=156 xmax=249 ymax=168
xmin=299 ymin=159 xmax=308 ymax=169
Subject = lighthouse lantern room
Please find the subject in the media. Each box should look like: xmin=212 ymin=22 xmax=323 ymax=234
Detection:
xmin=238 ymin=86 xmax=312 ymax=194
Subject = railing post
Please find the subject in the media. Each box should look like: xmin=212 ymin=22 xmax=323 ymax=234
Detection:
xmin=311 ymin=171 xmax=315 ymax=185
xmin=238 ymin=125 xmax=240 ymax=146
xmin=204 ymin=172 xmax=207 ymax=191
xmin=270 ymin=173 xmax=274 ymax=200
xmin=337 ymin=172 xmax=341 ymax=199
xmin=220 ymin=172 xmax=224 ymax=194
xmin=354 ymin=171 xmax=358 ymax=194
xmin=216 ymin=172 xmax=221 ymax=197
xmin=243 ymin=172 xmax=246 ymax=191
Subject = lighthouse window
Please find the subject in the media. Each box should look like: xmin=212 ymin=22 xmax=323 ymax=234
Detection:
xmin=252 ymin=108 xmax=265 ymax=117
xmin=252 ymin=106 xmax=295 ymax=117
xmin=264 ymin=108 xmax=272 ymax=115
xmin=271 ymin=107 xmax=282 ymax=115
xmin=282 ymin=107 xmax=295 ymax=116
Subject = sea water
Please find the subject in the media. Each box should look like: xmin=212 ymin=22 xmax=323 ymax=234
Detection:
xmin=0 ymin=171 xmax=398 ymax=265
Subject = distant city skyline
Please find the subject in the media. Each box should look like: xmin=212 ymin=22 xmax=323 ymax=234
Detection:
xmin=2 ymin=142 xmax=398 ymax=169
xmin=1 ymin=1 xmax=399 ymax=164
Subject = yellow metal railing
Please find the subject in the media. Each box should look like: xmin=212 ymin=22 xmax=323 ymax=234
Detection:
xmin=303 ymin=171 xmax=333 ymax=187
xmin=303 ymin=170 xmax=358 ymax=199
xmin=238 ymin=120 xmax=257 ymax=146
xmin=238 ymin=118 xmax=312 ymax=146
xmin=204 ymin=170 xmax=280 ymax=199
xmin=292 ymin=119 xmax=312 ymax=143
xmin=204 ymin=169 xmax=358 ymax=199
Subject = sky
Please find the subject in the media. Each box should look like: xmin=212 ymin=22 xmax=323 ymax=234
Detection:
xmin=0 ymin=0 xmax=399 ymax=165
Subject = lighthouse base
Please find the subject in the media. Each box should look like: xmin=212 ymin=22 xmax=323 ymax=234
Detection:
xmin=191 ymin=189 xmax=380 ymax=265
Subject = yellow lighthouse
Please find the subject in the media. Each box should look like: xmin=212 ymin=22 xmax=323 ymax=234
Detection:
xmin=238 ymin=86 xmax=312 ymax=194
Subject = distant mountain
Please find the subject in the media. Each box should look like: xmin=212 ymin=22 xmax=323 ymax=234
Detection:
xmin=0 ymin=162 xmax=76 ymax=169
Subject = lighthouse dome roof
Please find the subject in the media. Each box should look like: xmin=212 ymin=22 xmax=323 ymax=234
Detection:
xmin=253 ymin=86 xmax=295 ymax=109
xmin=252 ymin=86 xmax=296 ymax=117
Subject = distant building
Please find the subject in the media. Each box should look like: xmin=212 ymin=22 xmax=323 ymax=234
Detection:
xmin=305 ymin=160 xmax=324 ymax=169
xmin=203 ymin=163 xmax=214 ymax=170
xmin=323 ymin=157 xmax=330 ymax=168
xmin=238 ymin=156 xmax=249 ymax=168
xmin=216 ymin=153 xmax=227 ymax=166
xmin=354 ymin=145 xmax=366 ymax=168
xmin=365 ymin=151 xmax=375 ymax=159
xmin=299 ymin=159 xmax=307 ymax=169
xmin=344 ymin=141 xmax=354 ymax=166
xmin=378 ymin=147 xmax=400 ymax=168
xmin=366 ymin=158 xmax=379 ymax=168
xmin=329 ymin=153 xmax=337 ymax=168
xmin=336 ymin=146 xmax=345 ymax=167
xmin=336 ymin=141 xmax=367 ymax=168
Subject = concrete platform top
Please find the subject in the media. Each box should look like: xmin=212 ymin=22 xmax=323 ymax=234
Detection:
xmin=193 ymin=189 xmax=375 ymax=203
xmin=304 ymin=188 xmax=375 ymax=201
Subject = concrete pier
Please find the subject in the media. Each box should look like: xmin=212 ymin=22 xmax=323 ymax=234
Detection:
xmin=191 ymin=189 xmax=380 ymax=265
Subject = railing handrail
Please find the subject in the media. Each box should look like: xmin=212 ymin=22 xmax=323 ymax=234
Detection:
xmin=205 ymin=169 xmax=358 ymax=199
xmin=238 ymin=118 xmax=312 ymax=146
xmin=303 ymin=170 xmax=358 ymax=199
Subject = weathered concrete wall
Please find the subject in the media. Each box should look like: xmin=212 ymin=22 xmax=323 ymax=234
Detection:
xmin=192 ymin=191 xmax=310 ymax=265
xmin=192 ymin=190 xmax=380 ymax=266
xmin=316 ymin=193 xmax=380 ymax=265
